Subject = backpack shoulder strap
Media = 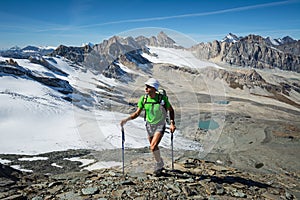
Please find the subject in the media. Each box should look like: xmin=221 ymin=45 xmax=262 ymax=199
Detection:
xmin=142 ymin=94 xmax=148 ymax=121
xmin=157 ymin=93 xmax=163 ymax=104
xmin=142 ymin=94 xmax=148 ymax=108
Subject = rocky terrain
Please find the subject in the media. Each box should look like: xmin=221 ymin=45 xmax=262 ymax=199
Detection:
xmin=0 ymin=149 xmax=299 ymax=199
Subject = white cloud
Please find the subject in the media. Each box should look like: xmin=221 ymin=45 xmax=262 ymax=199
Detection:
xmin=76 ymin=0 xmax=296 ymax=28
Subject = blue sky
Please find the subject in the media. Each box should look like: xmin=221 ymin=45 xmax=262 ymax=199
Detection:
xmin=0 ymin=0 xmax=299 ymax=49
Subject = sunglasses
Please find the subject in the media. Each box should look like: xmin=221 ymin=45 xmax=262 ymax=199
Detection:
xmin=145 ymin=85 xmax=153 ymax=89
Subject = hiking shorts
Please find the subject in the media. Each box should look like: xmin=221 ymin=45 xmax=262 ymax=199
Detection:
xmin=145 ymin=121 xmax=166 ymax=137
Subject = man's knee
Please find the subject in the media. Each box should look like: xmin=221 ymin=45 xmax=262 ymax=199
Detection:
xmin=149 ymin=132 xmax=163 ymax=151
xmin=150 ymin=144 xmax=158 ymax=152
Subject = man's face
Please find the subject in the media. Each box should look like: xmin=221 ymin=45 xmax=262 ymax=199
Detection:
xmin=145 ymin=85 xmax=155 ymax=94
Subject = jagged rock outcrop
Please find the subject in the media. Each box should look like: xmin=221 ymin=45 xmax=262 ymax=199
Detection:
xmin=94 ymin=36 xmax=135 ymax=59
xmin=102 ymin=63 xmax=133 ymax=82
xmin=277 ymin=40 xmax=300 ymax=56
xmin=59 ymin=36 xmax=152 ymax=79
xmin=72 ymin=36 xmax=148 ymax=74
xmin=101 ymin=49 xmax=152 ymax=82
xmin=190 ymin=34 xmax=300 ymax=72
xmin=93 ymin=36 xmax=144 ymax=61
xmin=50 ymin=45 xmax=93 ymax=63
xmin=136 ymin=31 xmax=182 ymax=49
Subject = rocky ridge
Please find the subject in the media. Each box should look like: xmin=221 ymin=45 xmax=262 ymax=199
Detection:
xmin=135 ymin=31 xmax=181 ymax=48
xmin=49 ymin=45 xmax=93 ymax=64
xmin=0 ymin=149 xmax=298 ymax=200
xmin=190 ymin=34 xmax=300 ymax=72
xmin=48 ymin=32 xmax=300 ymax=75
xmin=2 ymin=32 xmax=299 ymax=74
xmin=161 ymin=64 xmax=300 ymax=109
xmin=47 ymin=32 xmax=183 ymax=77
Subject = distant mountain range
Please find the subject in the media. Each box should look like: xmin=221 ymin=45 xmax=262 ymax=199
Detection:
xmin=0 ymin=45 xmax=55 ymax=59
xmin=191 ymin=33 xmax=300 ymax=72
xmin=0 ymin=32 xmax=299 ymax=72
xmin=1 ymin=32 xmax=299 ymax=109
xmin=221 ymin=33 xmax=297 ymax=46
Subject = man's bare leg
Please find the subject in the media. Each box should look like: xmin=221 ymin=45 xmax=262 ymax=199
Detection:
xmin=148 ymin=132 xmax=163 ymax=161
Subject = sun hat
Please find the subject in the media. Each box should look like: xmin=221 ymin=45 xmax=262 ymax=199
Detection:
xmin=145 ymin=78 xmax=159 ymax=91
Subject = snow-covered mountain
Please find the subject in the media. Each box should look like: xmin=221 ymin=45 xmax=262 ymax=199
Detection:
xmin=0 ymin=32 xmax=299 ymax=163
xmin=81 ymin=42 xmax=94 ymax=48
xmin=265 ymin=35 xmax=296 ymax=46
xmin=221 ymin=33 xmax=241 ymax=43
xmin=0 ymin=40 xmax=214 ymax=155
xmin=221 ymin=33 xmax=297 ymax=46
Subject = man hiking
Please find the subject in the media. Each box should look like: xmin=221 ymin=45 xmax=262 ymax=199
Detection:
xmin=120 ymin=78 xmax=176 ymax=175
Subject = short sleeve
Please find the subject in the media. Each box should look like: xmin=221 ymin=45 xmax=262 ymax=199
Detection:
xmin=163 ymin=95 xmax=171 ymax=109
xmin=137 ymin=95 xmax=145 ymax=108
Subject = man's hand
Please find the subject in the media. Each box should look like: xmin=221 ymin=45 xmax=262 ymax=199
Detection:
xmin=121 ymin=108 xmax=142 ymax=127
xmin=169 ymin=123 xmax=176 ymax=133
xmin=120 ymin=118 xmax=128 ymax=127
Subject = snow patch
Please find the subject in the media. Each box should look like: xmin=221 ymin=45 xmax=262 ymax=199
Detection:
xmin=0 ymin=158 xmax=12 ymax=164
xmin=83 ymin=161 xmax=122 ymax=171
xmin=10 ymin=165 xmax=33 ymax=173
xmin=64 ymin=157 xmax=96 ymax=167
xmin=18 ymin=157 xmax=49 ymax=161
xmin=142 ymin=47 xmax=222 ymax=69
xmin=51 ymin=163 xmax=63 ymax=168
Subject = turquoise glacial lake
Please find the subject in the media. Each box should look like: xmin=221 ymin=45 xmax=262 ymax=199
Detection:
xmin=198 ymin=119 xmax=219 ymax=130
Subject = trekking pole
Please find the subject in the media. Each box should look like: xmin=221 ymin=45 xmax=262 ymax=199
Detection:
xmin=121 ymin=126 xmax=125 ymax=176
xmin=171 ymin=131 xmax=174 ymax=171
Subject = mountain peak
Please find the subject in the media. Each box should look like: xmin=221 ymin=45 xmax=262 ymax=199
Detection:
xmin=281 ymin=36 xmax=296 ymax=44
xmin=133 ymin=31 xmax=181 ymax=48
xmin=221 ymin=33 xmax=240 ymax=43
xmin=156 ymin=31 xmax=177 ymax=47
xmin=265 ymin=35 xmax=296 ymax=46
xmin=265 ymin=36 xmax=281 ymax=45
xmin=82 ymin=42 xmax=94 ymax=48
xmin=157 ymin=31 xmax=168 ymax=37
xmin=22 ymin=45 xmax=40 ymax=52
xmin=9 ymin=45 xmax=21 ymax=51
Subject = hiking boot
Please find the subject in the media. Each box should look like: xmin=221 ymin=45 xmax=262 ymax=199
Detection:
xmin=153 ymin=159 xmax=164 ymax=175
